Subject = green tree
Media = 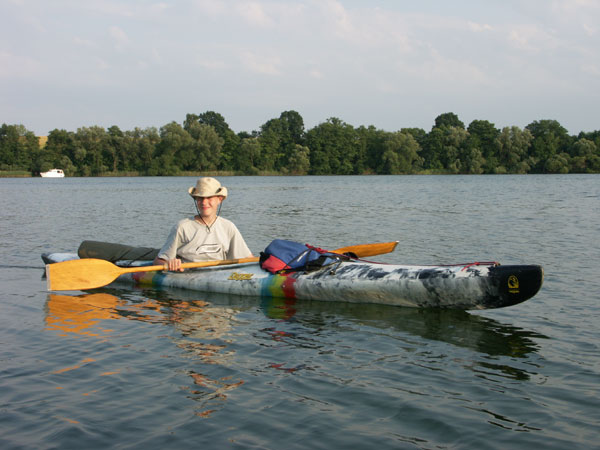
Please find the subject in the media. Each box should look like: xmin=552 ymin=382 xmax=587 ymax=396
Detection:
xmin=305 ymin=118 xmax=359 ymax=175
xmin=421 ymin=127 xmax=445 ymax=171
xmin=44 ymin=129 xmax=78 ymax=174
xmin=444 ymin=127 xmax=469 ymax=173
xmin=279 ymin=110 xmax=305 ymax=145
xmin=154 ymin=122 xmax=193 ymax=175
xmin=236 ymin=137 xmax=262 ymax=174
xmin=459 ymin=146 xmax=485 ymax=174
xmin=124 ymin=127 xmax=159 ymax=174
xmin=467 ymin=120 xmax=499 ymax=173
xmin=107 ymin=125 xmax=124 ymax=172
xmin=74 ymin=126 xmax=111 ymax=175
xmin=254 ymin=111 xmax=306 ymax=172
xmin=545 ymin=153 xmax=570 ymax=173
xmin=525 ymin=120 xmax=570 ymax=173
xmin=434 ymin=112 xmax=465 ymax=130
xmin=0 ymin=124 xmax=39 ymax=171
xmin=257 ymin=118 xmax=283 ymax=171
xmin=277 ymin=110 xmax=306 ymax=170
xmin=356 ymin=125 xmax=387 ymax=174
xmin=495 ymin=126 xmax=533 ymax=174
xmin=379 ymin=131 xmax=422 ymax=174
xmin=422 ymin=126 xmax=468 ymax=173
xmin=401 ymin=128 xmax=427 ymax=146
xmin=189 ymin=112 xmax=240 ymax=171
xmin=423 ymin=113 xmax=468 ymax=172
xmin=577 ymin=130 xmax=600 ymax=153
xmin=569 ymin=138 xmax=598 ymax=173
xmin=286 ymin=144 xmax=310 ymax=175
xmin=187 ymin=122 xmax=224 ymax=171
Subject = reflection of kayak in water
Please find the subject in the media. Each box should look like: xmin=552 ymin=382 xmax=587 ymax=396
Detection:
xmin=44 ymin=289 xmax=545 ymax=383
xmin=259 ymin=297 xmax=546 ymax=359
xmin=43 ymin=252 xmax=543 ymax=310
xmin=45 ymin=290 xmax=545 ymax=359
xmin=44 ymin=292 xmax=235 ymax=340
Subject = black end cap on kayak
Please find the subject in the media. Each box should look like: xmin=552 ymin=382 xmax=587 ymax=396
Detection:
xmin=488 ymin=265 xmax=544 ymax=308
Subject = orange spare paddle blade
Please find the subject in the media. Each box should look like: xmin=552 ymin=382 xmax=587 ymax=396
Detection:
xmin=334 ymin=241 xmax=398 ymax=257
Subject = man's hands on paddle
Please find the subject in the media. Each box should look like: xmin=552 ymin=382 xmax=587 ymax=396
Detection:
xmin=156 ymin=258 xmax=185 ymax=272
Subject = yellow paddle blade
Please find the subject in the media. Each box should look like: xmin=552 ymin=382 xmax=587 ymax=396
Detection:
xmin=46 ymin=259 xmax=128 ymax=291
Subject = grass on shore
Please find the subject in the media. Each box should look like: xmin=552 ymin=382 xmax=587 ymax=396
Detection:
xmin=0 ymin=170 xmax=31 ymax=178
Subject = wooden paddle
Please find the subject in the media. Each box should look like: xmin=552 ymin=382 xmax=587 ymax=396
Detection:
xmin=47 ymin=241 xmax=398 ymax=291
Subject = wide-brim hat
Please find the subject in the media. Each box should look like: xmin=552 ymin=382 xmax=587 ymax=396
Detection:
xmin=188 ymin=177 xmax=228 ymax=198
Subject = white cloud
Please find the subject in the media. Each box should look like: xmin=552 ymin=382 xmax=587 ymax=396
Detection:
xmin=308 ymin=69 xmax=324 ymax=79
xmin=79 ymin=1 xmax=171 ymax=20
xmin=241 ymin=51 xmax=282 ymax=76
xmin=580 ymin=63 xmax=600 ymax=76
xmin=507 ymin=25 xmax=558 ymax=52
xmin=109 ymin=25 xmax=130 ymax=51
xmin=150 ymin=48 xmax=163 ymax=65
xmin=94 ymin=57 xmax=110 ymax=71
xmin=85 ymin=1 xmax=135 ymax=18
xmin=235 ymin=1 xmax=273 ymax=27
xmin=192 ymin=0 xmax=228 ymax=18
xmin=551 ymin=0 xmax=600 ymax=14
xmin=198 ymin=59 xmax=228 ymax=70
xmin=148 ymin=2 xmax=171 ymax=15
xmin=321 ymin=0 xmax=354 ymax=39
xmin=468 ymin=21 xmax=493 ymax=33
xmin=582 ymin=23 xmax=597 ymax=36
xmin=0 ymin=51 xmax=41 ymax=78
xmin=73 ymin=36 xmax=96 ymax=48
xmin=408 ymin=48 xmax=491 ymax=87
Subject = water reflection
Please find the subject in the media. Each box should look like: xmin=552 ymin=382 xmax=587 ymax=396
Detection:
xmin=259 ymin=296 xmax=547 ymax=381
xmin=46 ymin=289 xmax=546 ymax=361
xmin=45 ymin=292 xmax=240 ymax=340
xmin=44 ymin=291 xmax=246 ymax=418
xmin=44 ymin=289 xmax=547 ymax=416
xmin=259 ymin=296 xmax=546 ymax=358
xmin=45 ymin=293 xmax=123 ymax=339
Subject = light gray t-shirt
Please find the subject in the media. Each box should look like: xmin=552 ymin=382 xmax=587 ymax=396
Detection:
xmin=157 ymin=217 xmax=252 ymax=262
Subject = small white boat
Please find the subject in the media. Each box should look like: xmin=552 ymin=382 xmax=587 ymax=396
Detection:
xmin=40 ymin=169 xmax=65 ymax=178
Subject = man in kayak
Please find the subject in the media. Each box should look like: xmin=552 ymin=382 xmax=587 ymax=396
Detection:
xmin=153 ymin=177 xmax=252 ymax=271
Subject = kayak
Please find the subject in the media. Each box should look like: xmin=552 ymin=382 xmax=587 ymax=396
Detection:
xmin=42 ymin=252 xmax=543 ymax=310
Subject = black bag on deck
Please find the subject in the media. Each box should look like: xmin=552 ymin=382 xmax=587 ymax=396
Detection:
xmin=77 ymin=241 xmax=159 ymax=262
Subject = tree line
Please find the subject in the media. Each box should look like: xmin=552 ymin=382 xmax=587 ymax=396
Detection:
xmin=1 ymin=111 xmax=599 ymax=176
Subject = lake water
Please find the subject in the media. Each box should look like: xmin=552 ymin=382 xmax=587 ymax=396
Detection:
xmin=0 ymin=175 xmax=598 ymax=449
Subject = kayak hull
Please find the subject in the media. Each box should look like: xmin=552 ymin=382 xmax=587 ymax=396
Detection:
xmin=42 ymin=253 xmax=543 ymax=310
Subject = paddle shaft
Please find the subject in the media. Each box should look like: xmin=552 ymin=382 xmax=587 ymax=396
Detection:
xmin=122 ymin=256 xmax=260 ymax=274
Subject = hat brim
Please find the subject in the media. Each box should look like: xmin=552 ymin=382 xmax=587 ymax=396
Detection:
xmin=188 ymin=186 xmax=228 ymax=198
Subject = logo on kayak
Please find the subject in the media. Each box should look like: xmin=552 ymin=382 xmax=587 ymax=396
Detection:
xmin=508 ymin=275 xmax=520 ymax=293
xmin=228 ymin=272 xmax=254 ymax=281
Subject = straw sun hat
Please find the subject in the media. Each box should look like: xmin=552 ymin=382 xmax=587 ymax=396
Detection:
xmin=188 ymin=177 xmax=228 ymax=199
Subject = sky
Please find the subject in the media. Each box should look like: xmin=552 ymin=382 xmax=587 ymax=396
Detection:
xmin=2 ymin=0 xmax=599 ymax=136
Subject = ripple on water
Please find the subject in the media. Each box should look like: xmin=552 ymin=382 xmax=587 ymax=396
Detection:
xmin=1 ymin=175 xmax=599 ymax=449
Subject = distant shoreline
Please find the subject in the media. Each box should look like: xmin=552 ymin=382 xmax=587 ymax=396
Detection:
xmin=2 ymin=170 xmax=596 ymax=178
